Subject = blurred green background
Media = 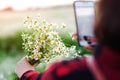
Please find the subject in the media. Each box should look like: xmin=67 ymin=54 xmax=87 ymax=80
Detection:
xmin=0 ymin=3 xmax=91 ymax=80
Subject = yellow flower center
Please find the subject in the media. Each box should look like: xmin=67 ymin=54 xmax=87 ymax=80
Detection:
xmin=58 ymin=48 xmax=61 ymax=51
xmin=38 ymin=54 xmax=41 ymax=59
xmin=37 ymin=42 xmax=41 ymax=46
xmin=53 ymin=42 xmax=56 ymax=46
xmin=27 ymin=16 xmax=30 ymax=19
xmin=48 ymin=24 xmax=52 ymax=26
xmin=45 ymin=55 xmax=49 ymax=59
xmin=37 ymin=48 xmax=40 ymax=52
xmin=40 ymin=37 xmax=45 ymax=40
xmin=34 ymin=21 xmax=37 ymax=24
xmin=46 ymin=30 xmax=48 ymax=33
xmin=32 ymin=54 xmax=35 ymax=58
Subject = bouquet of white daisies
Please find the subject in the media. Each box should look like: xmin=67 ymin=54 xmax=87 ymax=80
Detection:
xmin=22 ymin=16 xmax=78 ymax=65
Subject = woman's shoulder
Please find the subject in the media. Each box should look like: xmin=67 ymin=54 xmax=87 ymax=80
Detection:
xmin=30 ymin=56 xmax=96 ymax=80
xmin=45 ymin=57 xmax=95 ymax=80
xmin=48 ymin=57 xmax=88 ymax=72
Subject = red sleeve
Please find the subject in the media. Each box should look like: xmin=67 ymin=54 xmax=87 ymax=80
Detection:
xmin=20 ymin=62 xmax=60 ymax=80
xmin=20 ymin=70 xmax=40 ymax=80
xmin=20 ymin=57 xmax=88 ymax=80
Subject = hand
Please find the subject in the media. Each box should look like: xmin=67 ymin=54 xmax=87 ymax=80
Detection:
xmin=72 ymin=33 xmax=78 ymax=41
xmin=72 ymin=33 xmax=97 ymax=50
xmin=15 ymin=57 xmax=38 ymax=78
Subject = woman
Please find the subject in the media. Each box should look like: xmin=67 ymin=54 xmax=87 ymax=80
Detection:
xmin=15 ymin=0 xmax=120 ymax=80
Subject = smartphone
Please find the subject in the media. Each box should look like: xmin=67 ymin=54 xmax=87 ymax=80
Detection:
xmin=74 ymin=1 xmax=96 ymax=47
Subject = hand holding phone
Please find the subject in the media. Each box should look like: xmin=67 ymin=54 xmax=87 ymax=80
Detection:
xmin=73 ymin=1 xmax=97 ymax=47
xmin=72 ymin=33 xmax=97 ymax=50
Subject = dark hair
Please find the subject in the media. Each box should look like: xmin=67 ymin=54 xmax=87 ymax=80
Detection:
xmin=94 ymin=0 xmax=120 ymax=51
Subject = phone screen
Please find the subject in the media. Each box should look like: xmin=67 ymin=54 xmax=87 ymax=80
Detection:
xmin=74 ymin=1 xmax=95 ymax=46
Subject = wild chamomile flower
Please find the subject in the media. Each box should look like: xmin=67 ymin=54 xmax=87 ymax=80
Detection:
xmin=22 ymin=16 xmax=78 ymax=65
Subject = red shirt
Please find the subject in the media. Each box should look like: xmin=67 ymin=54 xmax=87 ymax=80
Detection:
xmin=20 ymin=45 xmax=120 ymax=80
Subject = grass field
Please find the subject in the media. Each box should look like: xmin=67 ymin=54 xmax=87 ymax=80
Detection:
xmin=0 ymin=6 xmax=91 ymax=80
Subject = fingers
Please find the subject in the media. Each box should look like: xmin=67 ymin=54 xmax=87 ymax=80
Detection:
xmin=72 ymin=33 xmax=78 ymax=41
xmin=90 ymin=37 xmax=97 ymax=42
xmin=15 ymin=57 xmax=35 ymax=78
xmin=33 ymin=63 xmax=39 ymax=67
xmin=84 ymin=45 xmax=94 ymax=50
xmin=21 ymin=57 xmax=27 ymax=62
